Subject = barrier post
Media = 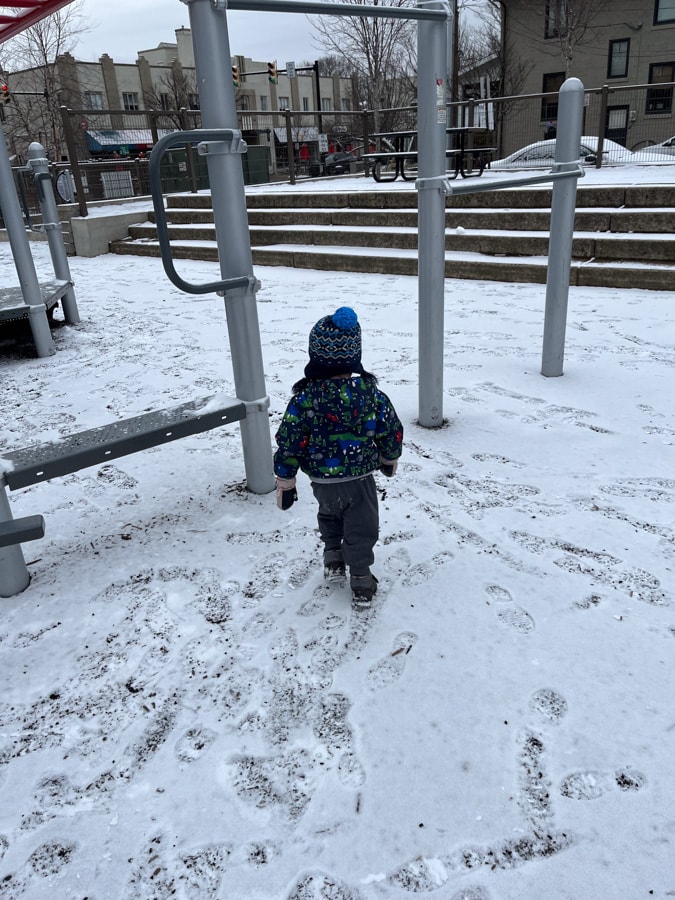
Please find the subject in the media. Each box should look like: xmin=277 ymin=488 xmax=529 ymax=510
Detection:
xmin=417 ymin=0 xmax=453 ymax=428
xmin=185 ymin=0 xmax=274 ymax=494
xmin=0 ymin=485 xmax=30 ymax=598
xmin=541 ymin=77 xmax=584 ymax=377
xmin=0 ymin=120 xmax=55 ymax=357
xmin=27 ymin=142 xmax=80 ymax=325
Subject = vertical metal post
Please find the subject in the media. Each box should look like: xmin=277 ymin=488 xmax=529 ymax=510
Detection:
xmin=180 ymin=107 xmax=199 ymax=192
xmin=596 ymin=84 xmax=609 ymax=169
xmin=59 ymin=106 xmax=88 ymax=217
xmin=417 ymin=0 xmax=452 ymax=427
xmin=0 ymin=119 xmax=55 ymax=358
xmin=186 ymin=0 xmax=274 ymax=494
xmin=541 ymin=77 xmax=584 ymax=378
xmin=0 ymin=485 xmax=30 ymax=598
xmin=285 ymin=108 xmax=296 ymax=184
xmin=362 ymin=108 xmax=370 ymax=178
xmin=27 ymin=142 xmax=80 ymax=325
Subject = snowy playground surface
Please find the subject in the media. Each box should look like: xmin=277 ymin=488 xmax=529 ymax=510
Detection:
xmin=0 ymin=164 xmax=674 ymax=899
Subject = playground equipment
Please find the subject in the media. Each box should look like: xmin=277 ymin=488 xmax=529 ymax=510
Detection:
xmin=0 ymin=396 xmax=249 ymax=596
xmin=0 ymin=136 xmax=80 ymax=356
xmin=0 ymin=0 xmax=583 ymax=596
xmin=416 ymin=76 xmax=585 ymax=396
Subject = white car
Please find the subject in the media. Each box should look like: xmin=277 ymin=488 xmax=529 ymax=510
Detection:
xmin=652 ymin=135 xmax=675 ymax=156
xmin=491 ymin=136 xmax=632 ymax=169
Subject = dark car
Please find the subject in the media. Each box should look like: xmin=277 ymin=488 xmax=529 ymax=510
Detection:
xmin=323 ymin=151 xmax=357 ymax=176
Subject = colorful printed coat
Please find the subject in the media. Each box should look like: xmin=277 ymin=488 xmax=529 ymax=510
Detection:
xmin=274 ymin=376 xmax=403 ymax=481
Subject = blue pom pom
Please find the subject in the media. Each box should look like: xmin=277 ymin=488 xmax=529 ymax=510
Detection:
xmin=332 ymin=307 xmax=358 ymax=330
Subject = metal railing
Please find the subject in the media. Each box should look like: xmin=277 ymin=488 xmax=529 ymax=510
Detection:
xmin=2 ymin=80 xmax=673 ymax=225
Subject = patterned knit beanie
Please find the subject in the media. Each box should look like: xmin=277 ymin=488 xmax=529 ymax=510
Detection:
xmin=305 ymin=307 xmax=363 ymax=379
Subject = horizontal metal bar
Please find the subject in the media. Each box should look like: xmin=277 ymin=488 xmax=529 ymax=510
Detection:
xmin=227 ymin=0 xmax=449 ymax=20
xmin=4 ymin=396 xmax=246 ymax=490
xmin=0 ymin=515 xmax=45 ymax=548
xmin=418 ymin=165 xmax=585 ymax=197
xmin=149 ymin=129 xmax=255 ymax=295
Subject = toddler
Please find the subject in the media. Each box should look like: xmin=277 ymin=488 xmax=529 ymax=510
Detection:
xmin=274 ymin=307 xmax=403 ymax=606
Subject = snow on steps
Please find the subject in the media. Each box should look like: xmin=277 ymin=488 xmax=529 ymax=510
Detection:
xmin=108 ymin=184 xmax=675 ymax=291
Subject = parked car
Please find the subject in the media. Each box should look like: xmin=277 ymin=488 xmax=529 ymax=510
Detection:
xmin=653 ymin=135 xmax=675 ymax=156
xmin=490 ymin=136 xmax=632 ymax=169
xmin=323 ymin=151 xmax=357 ymax=176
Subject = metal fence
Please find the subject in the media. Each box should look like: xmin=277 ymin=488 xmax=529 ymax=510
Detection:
xmin=455 ymin=81 xmax=675 ymax=161
xmin=3 ymin=80 xmax=673 ymax=225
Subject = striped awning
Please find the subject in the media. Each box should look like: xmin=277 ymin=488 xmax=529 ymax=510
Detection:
xmin=0 ymin=1 xmax=74 ymax=44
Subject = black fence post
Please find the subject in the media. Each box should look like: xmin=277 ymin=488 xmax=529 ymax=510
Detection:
xmin=59 ymin=106 xmax=87 ymax=217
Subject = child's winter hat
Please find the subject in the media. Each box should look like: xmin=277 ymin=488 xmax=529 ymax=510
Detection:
xmin=305 ymin=307 xmax=363 ymax=378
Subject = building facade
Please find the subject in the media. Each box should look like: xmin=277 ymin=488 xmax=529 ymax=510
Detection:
xmin=500 ymin=0 xmax=675 ymax=152
xmin=4 ymin=27 xmax=357 ymax=163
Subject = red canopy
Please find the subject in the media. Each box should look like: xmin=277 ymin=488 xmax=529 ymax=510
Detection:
xmin=0 ymin=0 xmax=74 ymax=44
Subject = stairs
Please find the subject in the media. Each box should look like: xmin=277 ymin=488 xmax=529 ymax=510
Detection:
xmin=109 ymin=182 xmax=675 ymax=291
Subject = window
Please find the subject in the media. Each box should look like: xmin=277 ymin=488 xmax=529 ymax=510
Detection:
xmin=188 ymin=93 xmax=200 ymax=110
xmin=302 ymin=96 xmax=310 ymax=112
xmin=646 ymin=62 xmax=674 ymax=113
xmin=83 ymin=91 xmax=103 ymax=110
xmin=608 ymin=39 xmax=630 ymax=78
xmin=545 ymin=0 xmax=566 ymax=39
xmin=321 ymin=97 xmax=332 ymax=112
xmin=654 ymin=0 xmax=675 ymax=25
xmin=122 ymin=92 xmax=139 ymax=111
xmin=159 ymin=93 xmax=172 ymax=111
xmin=541 ymin=71 xmax=565 ymax=120
xmin=278 ymin=96 xmax=290 ymax=110
xmin=259 ymin=95 xmax=269 ymax=111
xmin=239 ymin=94 xmax=250 ymax=111
xmin=341 ymin=97 xmax=352 ymax=111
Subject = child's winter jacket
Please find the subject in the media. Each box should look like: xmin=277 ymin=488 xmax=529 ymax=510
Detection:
xmin=274 ymin=376 xmax=403 ymax=481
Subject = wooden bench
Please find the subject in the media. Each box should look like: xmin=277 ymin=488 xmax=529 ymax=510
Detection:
xmin=0 ymin=394 xmax=248 ymax=596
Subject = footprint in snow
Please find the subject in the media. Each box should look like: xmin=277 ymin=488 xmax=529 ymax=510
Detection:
xmin=175 ymin=726 xmax=218 ymax=763
xmin=486 ymin=583 xmax=535 ymax=633
xmin=400 ymin=551 xmax=454 ymax=587
xmin=529 ymin=688 xmax=568 ymax=723
xmin=367 ymin=631 xmax=418 ymax=689
xmin=337 ymin=750 xmax=366 ymax=788
xmin=560 ymin=767 xmax=646 ymax=800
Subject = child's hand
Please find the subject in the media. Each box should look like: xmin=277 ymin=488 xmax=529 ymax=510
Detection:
xmin=379 ymin=457 xmax=398 ymax=477
xmin=276 ymin=477 xmax=298 ymax=510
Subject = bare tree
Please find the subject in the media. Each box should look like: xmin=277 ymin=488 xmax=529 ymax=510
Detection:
xmin=0 ymin=0 xmax=88 ymax=160
xmin=490 ymin=0 xmax=609 ymax=76
xmin=311 ymin=0 xmax=417 ymax=132
xmin=546 ymin=0 xmax=610 ymax=74
xmin=142 ymin=61 xmax=199 ymax=128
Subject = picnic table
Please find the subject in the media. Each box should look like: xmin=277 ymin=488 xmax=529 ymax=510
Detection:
xmin=362 ymin=127 xmax=495 ymax=183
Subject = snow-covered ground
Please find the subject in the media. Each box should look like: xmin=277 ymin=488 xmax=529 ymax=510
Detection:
xmin=0 ymin=164 xmax=674 ymax=900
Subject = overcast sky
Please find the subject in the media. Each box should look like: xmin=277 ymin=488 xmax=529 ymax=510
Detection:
xmin=75 ymin=1 xmax=326 ymax=66
xmin=73 ymin=1 xmax=485 ymax=68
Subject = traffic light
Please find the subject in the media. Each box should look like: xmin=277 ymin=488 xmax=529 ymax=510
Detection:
xmin=232 ymin=64 xmax=239 ymax=88
xmin=0 ymin=83 xmax=10 ymax=105
xmin=267 ymin=61 xmax=277 ymax=85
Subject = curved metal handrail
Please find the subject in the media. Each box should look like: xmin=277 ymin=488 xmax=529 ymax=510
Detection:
xmin=148 ymin=129 xmax=253 ymax=295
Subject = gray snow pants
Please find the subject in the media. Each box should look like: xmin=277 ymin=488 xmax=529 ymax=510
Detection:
xmin=311 ymin=474 xmax=379 ymax=577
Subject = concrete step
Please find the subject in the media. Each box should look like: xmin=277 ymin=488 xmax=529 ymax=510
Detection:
xmin=168 ymin=183 xmax=675 ymax=210
xmin=159 ymin=205 xmax=675 ymax=233
xmin=126 ymin=220 xmax=675 ymax=263
xmin=109 ymin=237 xmax=675 ymax=291
xmin=109 ymin=184 xmax=675 ymax=290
